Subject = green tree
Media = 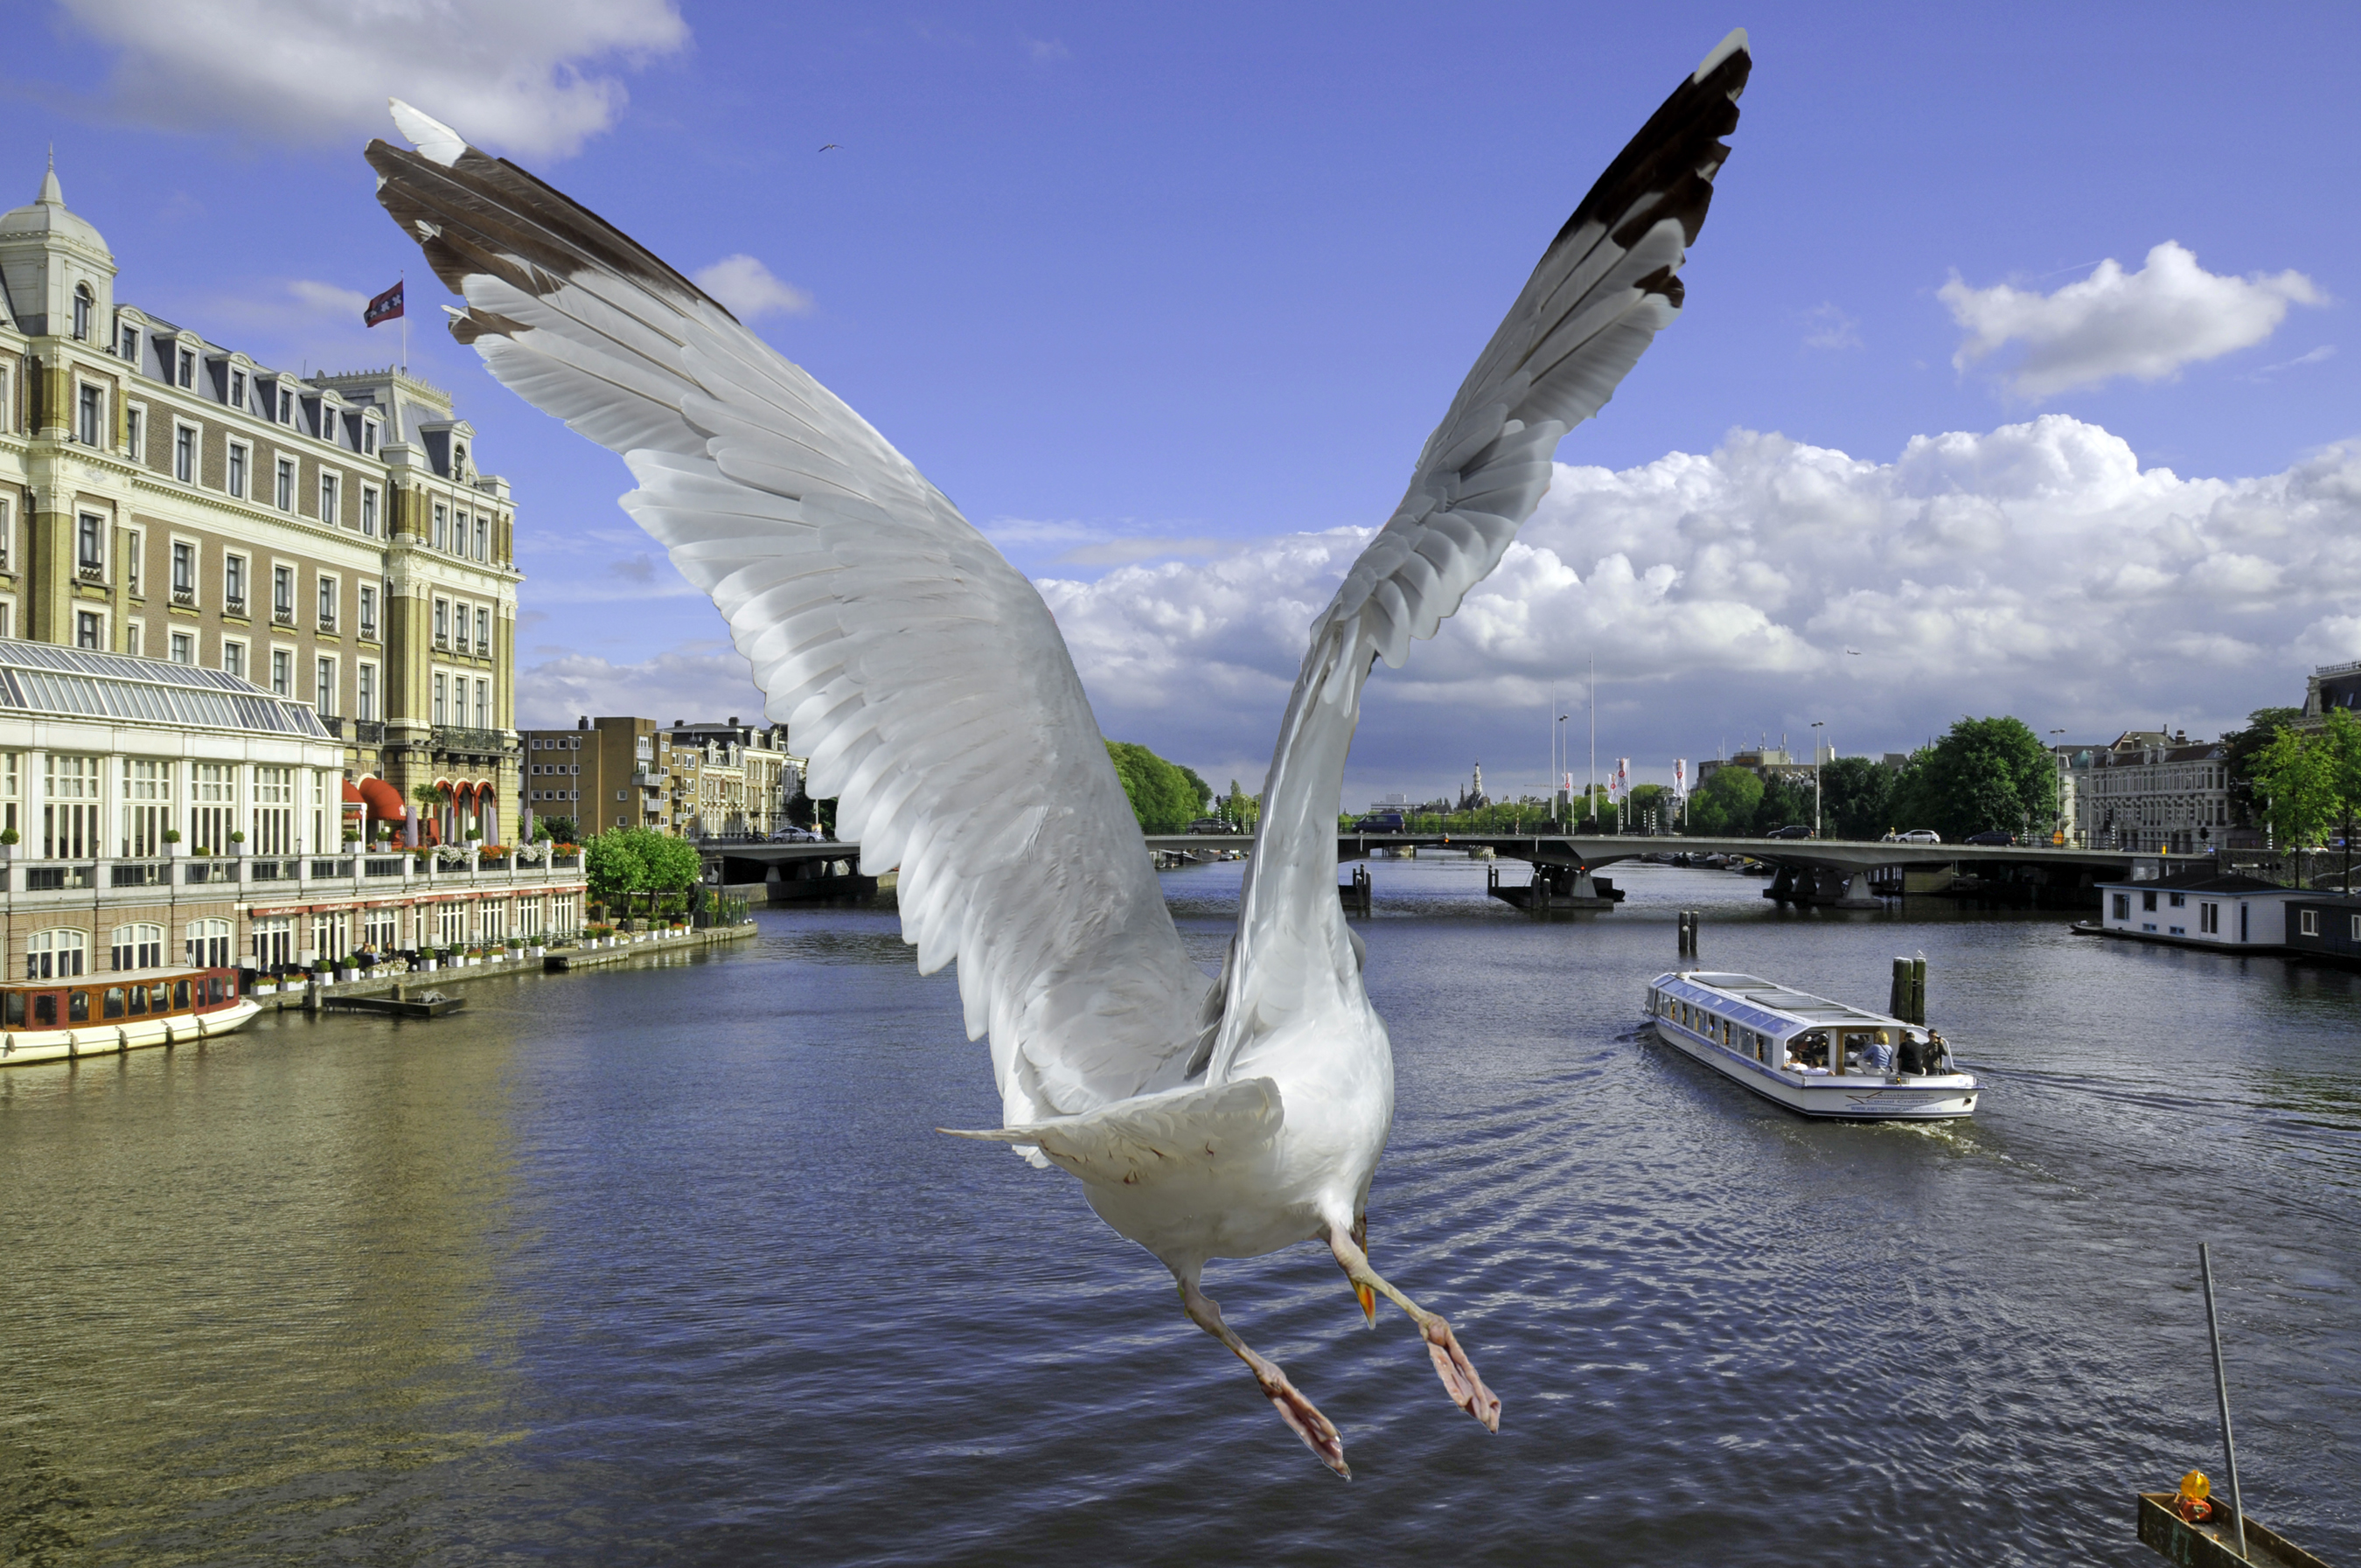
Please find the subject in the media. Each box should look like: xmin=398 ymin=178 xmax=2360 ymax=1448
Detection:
xmin=1626 ymin=782 xmax=1673 ymax=834
xmin=2255 ymin=709 xmax=2361 ymax=850
xmin=1219 ymin=779 xmax=1260 ymax=830
xmin=1818 ymin=756 xmax=1893 ymax=841
xmin=536 ymin=814 xmax=580 ymax=845
xmin=584 ymin=827 xmax=702 ymax=916
xmin=1894 ymin=716 xmax=2054 ymax=840
xmin=2223 ymin=706 xmax=2305 ymax=827
xmin=1684 ymin=766 xmax=1762 ymax=835
xmin=1752 ymin=774 xmax=1815 ymax=835
xmin=1175 ymin=764 xmax=1213 ymax=818
xmin=1105 ymin=742 xmax=1202 ymax=833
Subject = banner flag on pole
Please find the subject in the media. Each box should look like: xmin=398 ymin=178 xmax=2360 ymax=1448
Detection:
xmin=1675 ymin=759 xmax=1689 ymax=798
xmin=363 ymin=281 xmax=405 ymax=328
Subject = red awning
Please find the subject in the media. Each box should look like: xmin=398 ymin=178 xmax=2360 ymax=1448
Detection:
xmin=357 ymin=777 xmax=407 ymax=821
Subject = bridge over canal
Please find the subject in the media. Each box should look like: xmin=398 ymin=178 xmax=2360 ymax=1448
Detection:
xmin=702 ymin=833 xmax=2154 ymax=910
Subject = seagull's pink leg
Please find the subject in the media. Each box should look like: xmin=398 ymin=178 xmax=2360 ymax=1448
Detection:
xmin=1328 ymin=1229 xmax=1501 ymax=1432
xmin=1179 ymin=1275 xmax=1349 ymax=1479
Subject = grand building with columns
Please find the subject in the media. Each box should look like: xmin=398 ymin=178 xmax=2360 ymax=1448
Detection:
xmin=0 ymin=157 xmax=519 ymax=847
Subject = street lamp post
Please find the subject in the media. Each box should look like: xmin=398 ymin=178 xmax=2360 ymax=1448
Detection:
xmin=2049 ymin=729 xmax=2066 ymax=845
xmin=1810 ymin=720 xmax=1826 ymax=838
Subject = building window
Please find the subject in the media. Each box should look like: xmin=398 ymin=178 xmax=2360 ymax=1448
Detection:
xmin=2301 ymin=909 xmax=2320 ymax=937
xmin=77 ymin=383 xmax=101 ymax=445
xmin=433 ymin=672 xmax=449 ymax=726
xmin=476 ymin=606 xmax=491 ymax=654
xmin=277 ymin=387 xmax=293 ymax=424
xmin=222 ymin=640 xmax=246 ymax=680
xmin=272 ymin=565 xmax=294 ymax=624
xmin=124 ymin=621 xmax=143 ymax=658
xmin=474 ymin=514 xmax=489 ymax=561
xmin=317 ymin=575 xmax=337 ymax=631
xmin=169 ymin=630 xmax=194 ymax=665
xmin=316 ymin=657 xmax=335 ymax=716
xmin=2142 ymin=890 xmax=2157 ymax=912
xmin=362 ymin=416 xmax=378 ymax=455
xmin=270 ymin=648 xmax=291 ymax=695
xmin=171 ymin=540 xmax=196 ymax=603
xmin=72 ymin=282 xmax=92 ymax=341
xmin=176 ymin=346 xmax=195 ymax=388
xmin=111 ymin=923 xmax=164 ymax=972
xmin=124 ymin=531 xmax=141 ymax=596
xmin=27 ymin=929 xmax=87 ymax=981
xmin=75 ymin=610 xmax=101 ymax=650
xmin=275 ymin=456 xmax=295 ymax=511
xmin=225 ymin=554 xmax=247 ymax=615
xmin=474 ymin=678 xmax=489 ymax=729
xmin=358 ymin=661 xmax=376 ymax=721
xmin=359 ymin=584 xmax=377 ymax=639
xmin=43 ymin=754 xmax=101 ymax=860
xmin=2111 ymin=892 xmax=2129 ymax=920
xmin=119 ymin=760 xmax=174 ymax=859
xmin=229 ymin=368 xmax=247 ymax=408
xmin=77 ymin=513 xmax=103 ymax=576
xmin=433 ymin=598 xmax=449 ymax=647
xmin=360 ymin=484 xmax=378 ymax=536
xmin=187 ymin=918 xmax=233 ymax=969
xmin=227 ymin=441 xmax=248 ymax=498
xmin=125 ymin=406 xmax=143 ymax=462
xmin=433 ymin=503 xmax=449 ymax=551
xmin=174 ymin=422 xmax=196 ymax=483
xmin=119 ymin=323 xmax=138 ymax=362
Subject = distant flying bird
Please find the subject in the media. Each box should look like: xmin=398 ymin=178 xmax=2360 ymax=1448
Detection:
xmin=366 ymin=30 xmax=1749 ymax=1478
xmin=818 ymin=143 xmax=841 ymax=151
xmin=1845 ymin=646 xmax=1863 ymax=655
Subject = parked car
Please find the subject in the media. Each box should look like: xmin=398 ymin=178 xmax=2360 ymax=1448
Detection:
xmin=1765 ymin=823 xmax=1814 ymax=839
xmin=1962 ymin=830 xmax=2014 ymax=846
xmin=1882 ymin=828 xmax=1943 ymax=843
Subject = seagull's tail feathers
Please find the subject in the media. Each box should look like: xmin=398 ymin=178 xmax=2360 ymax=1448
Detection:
xmin=940 ymin=1077 xmax=1283 ymax=1188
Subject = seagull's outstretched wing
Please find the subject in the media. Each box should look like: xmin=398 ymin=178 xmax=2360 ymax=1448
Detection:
xmin=366 ymin=104 xmax=1212 ymax=1134
xmin=1211 ymin=32 xmax=1751 ymax=1081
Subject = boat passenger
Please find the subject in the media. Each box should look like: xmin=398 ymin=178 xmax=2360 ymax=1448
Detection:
xmin=1856 ymin=1032 xmax=1896 ymax=1074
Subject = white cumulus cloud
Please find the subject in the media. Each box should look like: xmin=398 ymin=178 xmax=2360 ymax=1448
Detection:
xmin=515 ymin=647 xmax=765 ymax=731
xmin=1939 ymin=241 xmax=2325 ymax=401
xmin=58 ymin=0 xmax=689 ymax=159
xmin=691 ymin=254 xmax=813 ymax=322
xmin=1033 ymin=416 xmax=2361 ymax=801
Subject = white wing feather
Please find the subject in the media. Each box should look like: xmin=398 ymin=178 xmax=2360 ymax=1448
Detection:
xmin=1212 ymin=32 xmax=1752 ymax=1083
xmin=367 ymin=116 xmax=1215 ymax=1139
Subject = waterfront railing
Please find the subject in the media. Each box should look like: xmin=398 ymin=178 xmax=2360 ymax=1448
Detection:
xmin=0 ymin=850 xmax=587 ymax=903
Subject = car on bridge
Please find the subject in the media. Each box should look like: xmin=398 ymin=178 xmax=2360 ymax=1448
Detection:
xmin=1766 ymin=824 xmax=1813 ymax=839
xmin=1351 ymin=812 xmax=1405 ymax=833
xmin=1962 ymin=830 xmax=2014 ymax=846
xmin=1884 ymin=828 xmax=1942 ymax=844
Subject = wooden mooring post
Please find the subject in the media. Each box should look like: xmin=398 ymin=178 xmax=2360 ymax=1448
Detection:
xmin=1676 ymin=909 xmax=1699 ymax=965
xmin=1338 ymin=863 xmax=1373 ymax=917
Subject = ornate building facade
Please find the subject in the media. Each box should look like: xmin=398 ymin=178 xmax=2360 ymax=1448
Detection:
xmin=0 ymin=159 xmax=519 ymax=847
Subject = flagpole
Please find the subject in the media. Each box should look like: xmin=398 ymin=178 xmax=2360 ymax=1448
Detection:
xmin=400 ymin=270 xmax=407 ymax=373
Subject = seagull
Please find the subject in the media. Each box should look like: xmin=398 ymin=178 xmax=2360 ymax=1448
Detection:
xmin=367 ymin=29 xmax=1749 ymax=1478
xmin=818 ymin=143 xmax=841 ymax=152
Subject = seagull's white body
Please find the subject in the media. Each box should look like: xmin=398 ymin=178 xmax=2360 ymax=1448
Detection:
xmin=368 ymin=29 xmax=1749 ymax=1474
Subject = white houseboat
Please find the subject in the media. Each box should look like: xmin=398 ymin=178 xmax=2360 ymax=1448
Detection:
xmin=0 ymin=965 xmax=258 ymax=1068
xmin=1645 ymin=970 xmax=1978 ymax=1119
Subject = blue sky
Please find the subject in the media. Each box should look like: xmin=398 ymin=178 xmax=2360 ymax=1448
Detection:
xmin=9 ymin=2 xmax=2360 ymax=805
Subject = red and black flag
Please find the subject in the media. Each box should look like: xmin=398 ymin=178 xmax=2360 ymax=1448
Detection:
xmin=363 ymin=281 xmax=404 ymax=328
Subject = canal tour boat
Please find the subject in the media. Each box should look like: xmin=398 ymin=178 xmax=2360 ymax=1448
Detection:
xmin=1644 ymin=970 xmax=1978 ymax=1120
xmin=0 ymin=966 xmax=258 ymax=1068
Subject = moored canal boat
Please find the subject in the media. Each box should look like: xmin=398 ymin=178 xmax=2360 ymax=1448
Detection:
xmin=1645 ymin=970 xmax=1978 ymax=1119
xmin=0 ymin=966 xmax=258 ymax=1067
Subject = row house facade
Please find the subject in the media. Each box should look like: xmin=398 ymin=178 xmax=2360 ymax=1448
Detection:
xmin=2071 ymin=729 xmax=2232 ymax=855
xmin=0 ymin=159 xmax=519 ymax=848
xmin=520 ymin=716 xmax=806 ymax=840
xmin=665 ymin=718 xmax=798 ymax=840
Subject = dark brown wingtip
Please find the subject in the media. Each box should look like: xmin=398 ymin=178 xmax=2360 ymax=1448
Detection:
xmin=365 ymin=132 xmax=746 ymax=330
xmin=1550 ymin=36 xmax=1752 ymax=257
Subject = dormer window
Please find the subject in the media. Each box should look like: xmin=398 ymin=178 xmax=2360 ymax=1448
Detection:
xmin=277 ymin=388 xmax=292 ymax=424
xmin=176 ymin=347 xmax=195 ymax=388
xmin=362 ymin=416 xmax=378 ymax=455
xmin=454 ymin=440 xmax=468 ymax=476
xmin=119 ymin=324 xmax=138 ymax=364
xmin=72 ymin=283 xmax=92 ymax=341
xmin=229 ymin=369 xmax=247 ymax=408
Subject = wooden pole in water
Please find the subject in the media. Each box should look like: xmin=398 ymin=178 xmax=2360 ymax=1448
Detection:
xmin=1909 ymin=955 xmax=1927 ymax=1025
xmin=1891 ymin=957 xmax=1909 ymax=1019
xmin=2199 ymin=1242 xmax=2249 ymax=1563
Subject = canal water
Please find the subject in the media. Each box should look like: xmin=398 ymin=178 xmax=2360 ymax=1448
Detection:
xmin=2 ymin=858 xmax=2356 ymax=1566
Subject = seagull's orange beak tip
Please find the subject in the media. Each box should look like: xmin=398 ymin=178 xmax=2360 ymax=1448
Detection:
xmin=1355 ymin=1282 xmax=1376 ymax=1325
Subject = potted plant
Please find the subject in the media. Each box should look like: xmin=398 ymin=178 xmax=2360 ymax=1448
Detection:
xmin=0 ymin=827 xmax=17 ymax=861
xmin=163 ymin=827 xmax=183 ymax=856
xmin=229 ymin=829 xmax=247 ymax=854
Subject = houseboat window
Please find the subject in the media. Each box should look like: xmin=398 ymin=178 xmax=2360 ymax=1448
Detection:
xmin=128 ymin=986 xmax=148 ymax=1016
xmin=33 ymin=994 xmax=56 ymax=1027
xmin=2142 ymin=890 xmax=2157 ymax=912
xmin=208 ymin=976 xmax=228 ymax=1004
xmin=103 ymin=987 xmax=125 ymax=1020
xmin=68 ymin=991 xmax=89 ymax=1023
xmin=3 ymin=992 xmax=19 ymax=1027
xmin=2169 ymin=892 xmax=2186 ymax=908
xmin=2112 ymin=893 xmax=2129 ymax=920
xmin=2300 ymin=909 xmax=2319 ymax=937
xmin=149 ymin=985 xmax=168 ymax=1014
xmin=172 ymin=981 xmax=191 ymax=1010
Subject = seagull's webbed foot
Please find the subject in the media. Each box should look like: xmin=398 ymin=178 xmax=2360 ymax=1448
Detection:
xmin=1180 ymin=1277 xmax=1349 ymax=1479
xmin=1329 ymin=1229 xmax=1501 ymax=1433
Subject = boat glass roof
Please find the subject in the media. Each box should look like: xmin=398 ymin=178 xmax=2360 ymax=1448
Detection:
xmin=1657 ymin=971 xmax=1907 ymax=1035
